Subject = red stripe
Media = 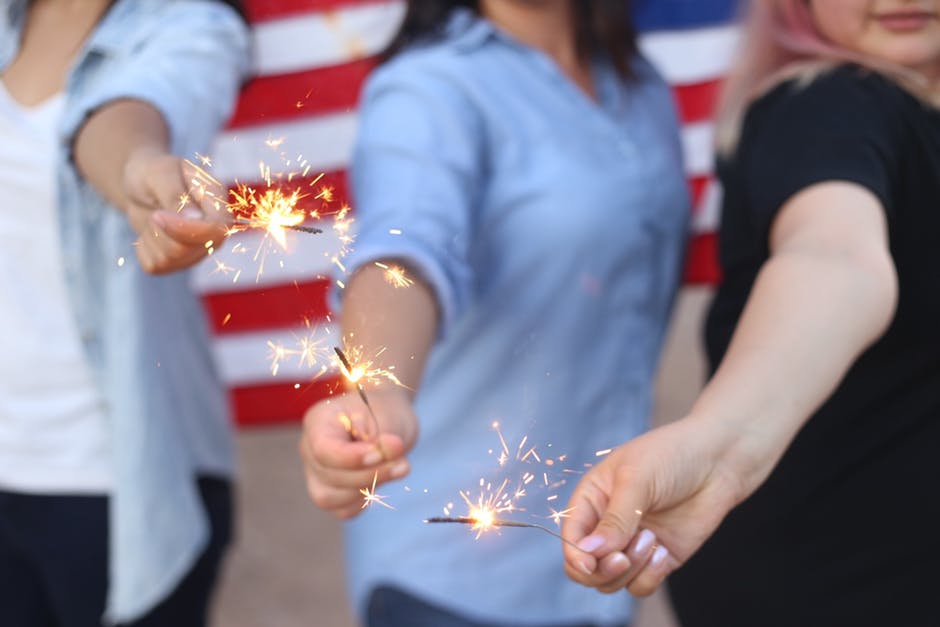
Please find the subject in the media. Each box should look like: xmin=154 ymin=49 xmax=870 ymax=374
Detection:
xmin=204 ymin=279 xmax=332 ymax=334
xmin=689 ymin=175 xmax=709 ymax=210
xmin=673 ymin=79 xmax=723 ymax=125
xmin=227 ymin=59 xmax=375 ymax=129
xmin=245 ymin=0 xmax=396 ymax=24
xmin=231 ymin=376 xmax=345 ymax=426
xmin=683 ymin=232 xmax=721 ymax=285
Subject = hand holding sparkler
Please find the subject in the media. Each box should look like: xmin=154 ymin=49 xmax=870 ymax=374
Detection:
xmin=123 ymin=151 xmax=232 ymax=274
xmin=561 ymin=421 xmax=739 ymax=597
xmin=299 ymin=386 xmax=418 ymax=519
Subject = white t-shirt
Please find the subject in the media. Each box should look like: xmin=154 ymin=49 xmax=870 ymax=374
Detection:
xmin=0 ymin=81 xmax=111 ymax=493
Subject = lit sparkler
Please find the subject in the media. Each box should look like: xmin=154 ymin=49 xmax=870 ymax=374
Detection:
xmin=226 ymin=167 xmax=316 ymax=249
xmin=334 ymin=346 xmax=389 ymax=461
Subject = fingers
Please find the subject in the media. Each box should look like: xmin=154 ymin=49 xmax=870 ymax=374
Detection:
xmin=151 ymin=208 xmax=229 ymax=247
xmin=626 ymin=543 xmax=678 ymax=597
xmin=561 ymin=478 xmax=607 ymax=577
xmin=563 ymin=458 xmax=673 ymax=595
xmin=299 ymin=395 xmax=415 ymax=519
xmin=299 ymin=434 xmax=410 ymax=515
xmin=180 ymin=159 xmax=229 ymax=223
xmin=578 ymin=464 xmax=649 ymax=563
xmin=124 ymin=154 xmax=232 ymax=273
xmin=592 ymin=528 xmax=661 ymax=594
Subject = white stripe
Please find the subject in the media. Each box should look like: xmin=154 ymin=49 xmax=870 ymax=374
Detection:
xmin=210 ymin=111 xmax=358 ymax=183
xmin=682 ymin=122 xmax=714 ymax=178
xmin=639 ymin=25 xmax=738 ymax=85
xmin=253 ymin=2 xmax=406 ymax=77
xmin=213 ymin=324 xmax=341 ymax=386
xmin=192 ymin=221 xmax=358 ymax=293
xmin=692 ymin=179 xmax=722 ymax=234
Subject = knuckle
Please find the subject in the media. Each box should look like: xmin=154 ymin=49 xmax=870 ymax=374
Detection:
xmin=600 ymin=509 xmax=632 ymax=535
xmin=613 ymin=464 xmax=637 ymax=487
xmin=309 ymin=487 xmax=334 ymax=510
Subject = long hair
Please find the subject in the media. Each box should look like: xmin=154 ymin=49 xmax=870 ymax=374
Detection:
xmin=716 ymin=0 xmax=920 ymax=154
xmin=381 ymin=0 xmax=637 ymax=79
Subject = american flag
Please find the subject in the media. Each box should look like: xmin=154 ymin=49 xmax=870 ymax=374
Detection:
xmin=196 ymin=0 xmax=740 ymax=427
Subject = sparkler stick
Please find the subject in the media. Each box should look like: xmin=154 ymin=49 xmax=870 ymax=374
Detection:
xmin=424 ymin=516 xmax=592 ymax=554
xmin=233 ymin=218 xmax=323 ymax=235
xmin=334 ymin=346 xmax=388 ymax=462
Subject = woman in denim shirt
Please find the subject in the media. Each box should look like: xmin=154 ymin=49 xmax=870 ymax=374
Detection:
xmin=0 ymin=1 xmax=249 ymax=624
xmin=299 ymin=1 xmax=689 ymax=626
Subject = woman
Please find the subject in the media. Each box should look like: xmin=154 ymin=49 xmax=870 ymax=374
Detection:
xmin=562 ymin=1 xmax=940 ymax=625
xmin=299 ymin=1 xmax=689 ymax=626
xmin=0 ymin=0 xmax=249 ymax=624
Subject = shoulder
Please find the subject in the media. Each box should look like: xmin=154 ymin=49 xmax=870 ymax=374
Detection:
xmin=361 ymin=45 xmax=487 ymax=134
xmin=98 ymin=0 xmax=248 ymax=53
xmin=366 ymin=43 xmax=480 ymax=99
xmin=743 ymin=65 xmax=909 ymax=145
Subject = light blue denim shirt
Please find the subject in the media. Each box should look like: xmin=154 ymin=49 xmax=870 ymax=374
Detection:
xmin=0 ymin=0 xmax=249 ymax=622
xmin=340 ymin=9 xmax=689 ymax=626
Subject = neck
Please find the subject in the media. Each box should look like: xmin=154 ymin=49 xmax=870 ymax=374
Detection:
xmin=480 ymin=0 xmax=580 ymax=68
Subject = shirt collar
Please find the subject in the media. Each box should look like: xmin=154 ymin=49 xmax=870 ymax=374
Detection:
xmin=81 ymin=0 xmax=139 ymax=57
xmin=1 ymin=0 xmax=25 ymax=69
xmin=447 ymin=8 xmax=499 ymax=53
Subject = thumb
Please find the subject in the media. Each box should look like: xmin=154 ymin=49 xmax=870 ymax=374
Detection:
xmin=151 ymin=209 xmax=228 ymax=247
xmin=361 ymin=431 xmax=410 ymax=466
xmin=576 ymin=466 xmax=649 ymax=558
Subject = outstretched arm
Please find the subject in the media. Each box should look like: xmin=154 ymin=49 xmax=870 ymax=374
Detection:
xmin=299 ymin=263 xmax=439 ymax=519
xmin=562 ymin=181 xmax=898 ymax=595
xmin=74 ymin=99 xmax=230 ymax=274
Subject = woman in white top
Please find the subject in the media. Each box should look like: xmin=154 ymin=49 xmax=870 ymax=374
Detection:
xmin=0 ymin=0 xmax=249 ymax=624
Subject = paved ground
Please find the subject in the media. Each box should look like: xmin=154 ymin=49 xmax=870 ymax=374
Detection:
xmin=212 ymin=289 xmax=711 ymax=627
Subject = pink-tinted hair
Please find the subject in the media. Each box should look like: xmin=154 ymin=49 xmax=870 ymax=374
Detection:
xmin=716 ymin=0 xmax=909 ymax=153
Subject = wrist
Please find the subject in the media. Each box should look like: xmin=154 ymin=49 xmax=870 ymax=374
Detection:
xmin=681 ymin=405 xmax=790 ymax=506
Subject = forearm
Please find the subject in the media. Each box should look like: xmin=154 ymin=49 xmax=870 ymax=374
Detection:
xmin=689 ymin=247 xmax=897 ymax=500
xmin=340 ymin=263 xmax=439 ymax=395
xmin=73 ymin=99 xmax=170 ymax=210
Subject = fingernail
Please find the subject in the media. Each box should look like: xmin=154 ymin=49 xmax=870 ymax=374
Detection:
xmin=181 ymin=206 xmax=203 ymax=220
xmin=634 ymin=529 xmax=655 ymax=555
xmin=576 ymin=535 xmax=604 ymax=553
xmin=578 ymin=561 xmax=594 ymax=576
xmin=151 ymin=212 xmax=167 ymax=229
xmin=389 ymin=461 xmax=408 ymax=478
xmin=651 ymin=545 xmax=669 ymax=567
xmin=362 ymin=450 xmax=382 ymax=466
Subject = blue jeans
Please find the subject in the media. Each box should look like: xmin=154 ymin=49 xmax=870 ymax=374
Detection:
xmin=366 ymin=585 xmax=619 ymax=627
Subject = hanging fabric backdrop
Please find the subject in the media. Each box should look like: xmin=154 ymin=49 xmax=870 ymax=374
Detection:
xmin=196 ymin=0 xmax=741 ymax=426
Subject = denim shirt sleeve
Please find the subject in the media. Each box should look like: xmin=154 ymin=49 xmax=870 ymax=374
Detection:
xmin=64 ymin=1 xmax=251 ymax=158
xmin=341 ymin=60 xmax=485 ymax=336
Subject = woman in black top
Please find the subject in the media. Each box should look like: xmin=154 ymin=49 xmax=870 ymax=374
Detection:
xmin=560 ymin=1 xmax=940 ymax=625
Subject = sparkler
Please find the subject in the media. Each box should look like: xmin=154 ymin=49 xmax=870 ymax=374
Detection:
xmin=334 ymin=346 xmax=388 ymax=461
xmin=424 ymin=516 xmax=591 ymax=554
xmin=233 ymin=218 xmax=322 ymax=235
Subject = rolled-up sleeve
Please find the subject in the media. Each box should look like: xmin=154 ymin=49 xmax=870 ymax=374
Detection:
xmin=67 ymin=1 xmax=251 ymax=156
xmin=340 ymin=60 xmax=484 ymax=336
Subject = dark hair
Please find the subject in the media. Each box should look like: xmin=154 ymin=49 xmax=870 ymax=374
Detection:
xmin=216 ymin=0 xmax=247 ymax=21
xmin=382 ymin=0 xmax=637 ymax=79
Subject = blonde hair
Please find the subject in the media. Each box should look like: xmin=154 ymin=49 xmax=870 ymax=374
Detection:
xmin=716 ymin=0 xmax=923 ymax=154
